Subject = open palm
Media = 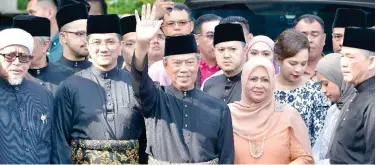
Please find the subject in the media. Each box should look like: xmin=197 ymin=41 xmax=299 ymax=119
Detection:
xmin=135 ymin=4 xmax=163 ymax=42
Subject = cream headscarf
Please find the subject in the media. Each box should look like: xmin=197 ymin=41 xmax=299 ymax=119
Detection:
xmin=229 ymin=57 xmax=312 ymax=154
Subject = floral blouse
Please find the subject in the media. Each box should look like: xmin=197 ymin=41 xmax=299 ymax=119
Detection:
xmin=274 ymin=81 xmax=330 ymax=146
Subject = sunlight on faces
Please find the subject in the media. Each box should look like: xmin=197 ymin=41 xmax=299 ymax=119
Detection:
xmin=31 ymin=37 xmax=50 ymax=67
xmin=247 ymin=42 xmax=274 ymax=62
xmin=215 ymin=41 xmax=246 ymax=74
xmin=88 ymin=33 xmax=122 ymax=69
xmin=245 ymin=66 xmax=270 ymax=103
xmin=0 ymin=46 xmax=31 ymax=85
xmin=27 ymin=0 xmax=51 ymax=18
xmin=122 ymin=32 xmax=137 ymax=67
xmin=148 ymin=29 xmax=165 ymax=63
xmin=31 ymin=38 xmax=44 ymax=65
xmin=317 ymin=72 xmax=340 ymax=102
xmin=279 ymin=49 xmax=309 ymax=83
xmin=340 ymin=47 xmax=375 ymax=85
xmin=163 ymin=53 xmax=199 ymax=91
xmin=295 ymin=20 xmax=326 ymax=60
xmin=196 ymin=21 xmax=219 ymax=60
xmin=332 ymin=28 xmax=345 ymax=53
xmin=162 ymin=10 xmax=194 ymax=36
xmin=88 ymin=1 xmax=103 ymax=15
xmin=61 ymin=20 xmax=89 ymax=58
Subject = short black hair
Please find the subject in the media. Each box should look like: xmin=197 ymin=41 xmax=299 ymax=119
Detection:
xmin=194 ymin=14 xmax=222 ymax=34
xmin=88 ymin=0 xmax=107 ymax=15
xmin=292 ymin=14 xmax=325 ymax=32
xmin=219 ymin=16 xmax=250 ymax=34
xmin=172 ymin=3 xmax=193 ymax=21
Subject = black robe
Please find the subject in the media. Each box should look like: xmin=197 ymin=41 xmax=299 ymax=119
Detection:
xmin=202 ymin=72 xmax=242 ymax=104
xmin=57 ymin=55 xmax=92 ymax=73
xmin=27 ymin=62 xmax=73 ymax=93
xmin=51 ymin=66 xmax=145 ymax=164
xmin=117 ymin=55 xmax=125 ymax=69
xmin=329 ymin=76 xmax=375 ymax=164
xmin=0 ymin=77 xmax=54 ymax=164
xmin=131 ymin=56 xmax=234 ymax=164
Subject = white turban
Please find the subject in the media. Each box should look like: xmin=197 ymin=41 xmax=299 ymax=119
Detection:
xmin=0 ymin=28 xmax=34 ymax=54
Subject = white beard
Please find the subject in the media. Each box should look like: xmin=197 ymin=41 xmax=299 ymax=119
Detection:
xmin=8 ymin=75 xmax=23 ymax=85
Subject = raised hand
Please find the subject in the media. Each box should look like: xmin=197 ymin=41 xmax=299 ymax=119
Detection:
xmin=135 ymin=4 xmax=163 ymax=42
xmin=153 ymin=0 xmax=175 ymax=20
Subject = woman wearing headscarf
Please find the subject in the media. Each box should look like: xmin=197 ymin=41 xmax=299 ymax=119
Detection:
xmin=245 ymin=35 xmax=279 ymax=73
xmin=201 ymin=35 xmax=279 ymax=89
xmin=312 ymin=53 xmax=356 ymax=164
xmin=229 ymin=57 xmax=313 ymax=164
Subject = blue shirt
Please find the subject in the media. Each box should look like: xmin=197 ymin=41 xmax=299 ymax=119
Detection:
xmin=131 ymin=56 xmax=234 ymax=164
xmin=48 ymin=32 xmax=63 ymax=62
xmin=0 ymin=77 xmax=54 ymax=164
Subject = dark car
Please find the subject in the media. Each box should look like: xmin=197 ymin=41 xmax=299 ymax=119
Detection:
xmin=185 ymin=0 xmax=374 ymax=53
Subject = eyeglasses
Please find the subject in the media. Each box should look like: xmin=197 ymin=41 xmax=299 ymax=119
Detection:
xmin=63 ymin=31 xmax=87 ymax=37
xmin=89 ymin=40 xmax=119 ymax=47
xmin=197 ymin=33 xmax=214 ymax=40
xmin=0 ymin=52 xmax=33 ymax=63
xmin=163 ymin=20 xmax=191 ymax=28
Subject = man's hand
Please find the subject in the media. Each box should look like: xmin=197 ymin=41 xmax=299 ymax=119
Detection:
xmin=135 ymin=4 xmax=163 ymax=43
xmin=153 ymin=0 xmax=175 ymax=20
xmin=134 ymin=4 xmax=163 ymax=71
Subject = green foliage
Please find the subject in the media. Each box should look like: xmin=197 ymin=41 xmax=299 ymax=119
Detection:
xmin=17 ymin=0 xmax=185 ymax=14
xmin=18 ymin=0 xmax=28 ymax=11
xmin=107 ymin=0 xmax=185 ymax=15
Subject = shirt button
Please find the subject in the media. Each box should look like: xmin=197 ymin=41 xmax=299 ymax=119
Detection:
xmin=343 ymin=118 xmax=346 ymax=121
xmin=346 ymin=109 xmax=349 ymax=112
xmin=20 ymin=108 xmax=23 ymax=111
xmin=184 ymin=105 xmax=187 ymax=108
xmin=223 ymin=99 xmax=226 ymax=102
xmin=53 ymin=42 xmax=56 ymax=46
xmin=185 ymin=114 xmax=188 ymax=117
xmin=15 ymin=87 xmax=19 ymax=90
xmin=185 ymin=124 xmax=188 ymax=127
xmin=23 ymin=127 xmax=27 ymax=131
xmin=25 ymin=148 xmax=29 ymax=152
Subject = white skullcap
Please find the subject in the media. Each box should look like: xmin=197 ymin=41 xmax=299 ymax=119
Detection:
xmin=0 ymin=28 xmax=34 ymax=54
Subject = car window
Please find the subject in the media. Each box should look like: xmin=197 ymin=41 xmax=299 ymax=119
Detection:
xmin=190 ymin=2 xmax=374 ymax=54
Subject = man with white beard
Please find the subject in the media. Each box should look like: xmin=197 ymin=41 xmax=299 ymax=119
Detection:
xmin=0 ymin=28 xmax=54 ymax=164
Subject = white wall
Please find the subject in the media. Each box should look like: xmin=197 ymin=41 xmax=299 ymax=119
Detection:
xmin=0 ymin=0 xmax=20 ymax=13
